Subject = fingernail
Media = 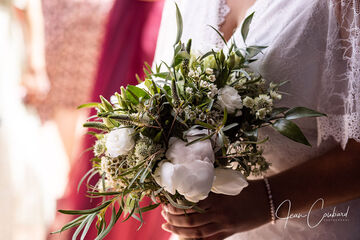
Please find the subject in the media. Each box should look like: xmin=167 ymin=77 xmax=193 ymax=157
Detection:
xmin=161 ymin=210 xmax=168 ymax=220
xmin=161 ymin=223 xmax=171 ymax=232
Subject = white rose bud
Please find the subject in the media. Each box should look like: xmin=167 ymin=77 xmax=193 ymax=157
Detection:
xmin=105 ymin=127 xmax=135 ymax=157
xmin=217 ymin=86 xmax=243 ymax=114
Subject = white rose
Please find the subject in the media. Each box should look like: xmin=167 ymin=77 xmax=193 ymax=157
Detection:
xmin=105 ymin=127 xmax=135 ymax=157
xmin=217 ymin=86 xmax=243 ymax=114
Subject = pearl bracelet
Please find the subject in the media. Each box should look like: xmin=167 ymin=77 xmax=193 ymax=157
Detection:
xmin=263 ymin=177 xmax=276 ymax=224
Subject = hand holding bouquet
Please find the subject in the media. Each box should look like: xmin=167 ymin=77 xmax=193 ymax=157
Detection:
xmin=56 ymin=6 xmax=325 ymax=239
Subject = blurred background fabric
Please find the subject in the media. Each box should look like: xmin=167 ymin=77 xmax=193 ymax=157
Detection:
xmin=0 ymin=0 xmax=167 ymax=239
xmin=48 ymin=0 xmax=169 ymax=239
xmin=0 ymin=0 xmax=68 ymax=239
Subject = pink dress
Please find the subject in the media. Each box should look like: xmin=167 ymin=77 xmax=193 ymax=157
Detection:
xmin=38 ymin=0 xmax=113 ymax=120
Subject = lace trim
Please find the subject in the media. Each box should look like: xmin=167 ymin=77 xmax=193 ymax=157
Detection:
xmin=317 ymin=0 xmax=360 ymax=149
xmin=209 ymin=0 xmax=230 ymax=49
xmin=317 ymin=113 xmax=360 ymax=149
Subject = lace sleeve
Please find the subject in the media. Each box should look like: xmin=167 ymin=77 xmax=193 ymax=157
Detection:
xmin=317 ymin=0 xmax=360 ymax=149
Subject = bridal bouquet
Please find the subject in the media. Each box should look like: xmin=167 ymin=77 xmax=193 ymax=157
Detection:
xmin=56 ymin=6 xmax=325 ymax=239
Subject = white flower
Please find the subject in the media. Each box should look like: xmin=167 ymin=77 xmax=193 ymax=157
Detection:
xmin=200 ymin=80 xmax=210 ymax=88
xmin=207 ymin=75 xmax=216 ymax=82
xmin=110 ymin=95 xmax=120 ymax=108
xmin=196 ymin=66 xmax=202 ymax=74
xmin=155 ymin=159 xmax=214 ymax=202
xmin=256 ymin=108 xmax=267 ymax=120
xmin=185 ymin=87 xmax=193 ymax=95
xmin=243 ymin=96 xmax=255 ymax=109
xmin=211 ymin=168 xmax=248 ymax=195
xmin=94 ymin=138 xmax=106 ymax=156
xmin=205 ymin=68 xmax=214 ymax=75
xmin=254 ymin=94 xmax=273 ymax=111
xmin=105 ymin=127 xmax=135 ymax=157
xmin=188 ymin=70 xmax=196 ymax=78
xmin=217 ymin=86 xmax=243 ymax=114
xmin=270 ymin=90 xmax=282 ymax=100
xmin=166 ymin=130 xmax=215 ymax=164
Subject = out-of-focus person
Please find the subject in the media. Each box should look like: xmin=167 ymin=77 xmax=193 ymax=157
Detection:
xmin=48 ymin=0 xmax=169 ymax=239
xmin=0 ymin=0 xmax=68 ymax=239
xmin=37 ymin=0 xmax=114 ymax=162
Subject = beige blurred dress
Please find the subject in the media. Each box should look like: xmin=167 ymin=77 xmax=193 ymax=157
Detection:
xmin=0 ymin=0 xmax=68 ymax=239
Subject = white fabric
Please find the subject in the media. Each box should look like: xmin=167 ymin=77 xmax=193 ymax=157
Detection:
xmin=155 ymin=0 xmax=360 ymax=239
xmin=0 ymin=4 xmax=69 ymax=239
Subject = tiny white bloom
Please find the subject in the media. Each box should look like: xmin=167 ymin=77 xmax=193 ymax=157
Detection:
xmin=94 ymin=138 xmax=106 ymax=156
xmin=217 ymin=86 xmax=243 ymax=114
xmin=185 ymin=87 xmax=193 ymax=95
xmin=269 ymin=82 xmax=277 ymax=89
xmin=205 ymin=68 xmax=213 ymax=75
xmin=196 ymin=66 xmax=202 ymax=74
xmin=243 ymin=96 xmax=255 ymax=109
xmin=270 ymin=90 xmax=282 ymax=100
xmin=188 ymin=70 xmax=196 ymax=78
xmin=200 ymin=80 xmax=209 ymax=88
xmin=105 ymin=127 xmax=135 ymax=157
xmin=256 ymin=108 xmax=267 ymax=120
xmin=207 ymin=75 xmax=216 ymax=82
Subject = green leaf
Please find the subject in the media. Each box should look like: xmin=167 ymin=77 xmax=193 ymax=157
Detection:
xmin=95 ymin=206 xmax=118 ymax=240
xmin=270 ymin=107 xmax=289 ymax=117
xmin=208 ymin=25 xmax=227 ymax=45
xmin=194 ymin=121 xmax=216 ymax=130
xmin=126 ymin=85 xmax=150 ymax=105
xmin=285 ymin=107 xmax=327 ymax=120
xmin=51 ymin=215 xmax=87 ymax=234
xmin=72 ymin=214 xmax=93 ymax=240
xmin=77 ymin=102 xmax=101 ymax=109
xmin=272 ymin=119 xmax=311 ymax=146
xmin=222 ymin=123 xmax=239 ymax=132
xmin=80 ymin=213 xmax=97 ymax=240
xmin=246 ymin=45 xmax=267 ymax=59
xmin=58 ymin=200 xmax=112 ymax=215
xmin=83 ymin=122 xmax=109 ymax=131
xmin=77 ymin=168 xmax=96 ymax=192
xmin=174 ymin=3 xmax=183 ymax=45
xmin=135 ymin=203 xmax=160 ymax=214
xmin=241 ymin=12 xmax=254 ymax=42
xmin=100 ymin=96 xmax=113 ymax=111
xmin=185 ymin=133 xmax=215 ymax=146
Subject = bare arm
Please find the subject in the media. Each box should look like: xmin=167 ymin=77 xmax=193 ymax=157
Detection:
xmin=14 ymin=0 xmax=49 ymax=105
xmin=162 ymin=140 xmax=360 ymax=239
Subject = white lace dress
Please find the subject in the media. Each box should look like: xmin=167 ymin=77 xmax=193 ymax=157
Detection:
xmin=154 ymin=0 xmax=360 ymax=239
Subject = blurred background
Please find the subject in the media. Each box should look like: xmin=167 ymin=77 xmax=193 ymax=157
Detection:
xmin=0 ymin=0 xmax=170 ymax=239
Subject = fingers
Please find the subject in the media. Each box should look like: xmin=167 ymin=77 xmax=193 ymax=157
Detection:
xmin=162 ymin=222 xmax=222 ymax=239
xmin=202 ymin=232 xmax=230 ymax=240
xmin=163 ymin=201 xmax=212 ymax=215
xmin=162 ymin=210 xmax=214 ymax=227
